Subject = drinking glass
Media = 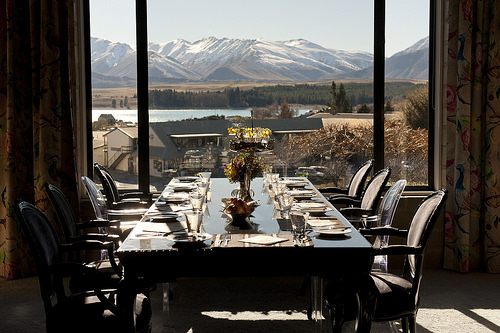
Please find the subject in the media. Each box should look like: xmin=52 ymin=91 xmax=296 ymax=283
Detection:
xmin=272 ymin=182 xmax=287 ymax=198
xmin=290 ymin=211 xmax=310 ymax=243
xmin=189 ymin=191 xmax=204 ymax=212
xmin=269 ymin=173 xmax=280 ymax=185
xmin=184 ymin=211 xmax=203 ymax=235
xmin=278 ymin=194 xmax=294 ymax=219
xmin=196 ymin=181 xmax=209 ymax=197
xmin=198 ymin=172 xmax=211 ymax=181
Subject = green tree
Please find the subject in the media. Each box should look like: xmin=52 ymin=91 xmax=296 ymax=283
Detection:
xmin=337 ymin=83 xmax=352 ymax=113
xmin=278 ymin=98 xmax=293 ymax=118
xmin=384 ymin=99 xmax=394 ymax=111
xmin=124 ymin=96 xmax=128 ymax=107
xmin=119 ymin=99 xmax=124 ymax=108
xmin=401 ymin=85 xmax=428 ymax=129
xmin=326 ymin=81 xmax=338 ymax=114
xmin=111 ymin=99 xmax=117 ymax=108
xmin=358 ymin=104 xmax=371 ymax=113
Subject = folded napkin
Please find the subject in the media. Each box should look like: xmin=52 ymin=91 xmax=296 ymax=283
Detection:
xmin=161 ymin=192 xmax=189 ymax=202
xmin=130 ymin=220 xmax=187 ymax=238
xmin=287 ymin=189 xmax=316 ymax=197
xmin=170 ymin=204 xmax=193 ymax=212
xmin=307 ymin=217 xmax=344 ymax=228
xmin=280 ymin=179 xmax=308 ymax=187
xmin=239 ymin=235 xmax=288 ymax=245
xmin=167 ymin=183 xmax=197 ymax=191
xmin=293 ymin=202 xmax=326 ymax=208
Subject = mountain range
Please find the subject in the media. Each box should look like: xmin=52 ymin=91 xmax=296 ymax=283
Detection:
xmin=91 ymin=36 xmax=429 ymax=88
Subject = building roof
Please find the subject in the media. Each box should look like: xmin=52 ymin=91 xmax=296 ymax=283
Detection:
xmin=103 ymin=127 xmax=138 ymax=138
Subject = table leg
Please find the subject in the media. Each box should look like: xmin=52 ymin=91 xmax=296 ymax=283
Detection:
xmin=163 ymin=282 xmax=171 ymax=326
xmin=311 ymin=275 xmax=325 ymax=332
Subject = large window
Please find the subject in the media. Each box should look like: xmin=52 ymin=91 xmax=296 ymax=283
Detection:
xmin=87 ymin=0 xmax=433 ymax=192
xmin=89 ymin=0 xmax=138 ymax=189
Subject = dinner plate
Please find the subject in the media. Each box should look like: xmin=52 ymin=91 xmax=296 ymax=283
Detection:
xmin=148 ymin=214 xmax=179 ymax=222
xmin=161 ymin=192 xmax=190 ymax=202
xmin=287 ymin=190 xmax=316 ymax=199
xmin=314 ymin=228 xmax=352 ymax=236
xmin=167 ymin=231 xmax=212 ymax=244
xmin=307 ymin=218 xmax=342 ymax=228
xmin=293 ymin=202 xmax=326 ymax=209
xmin=167 ymin=183 xmax=197 ymax=191
xmin=280 ymin=179 xmax=308 ymax=187
xmin=175 ymin=176 xmax=199 ymax=182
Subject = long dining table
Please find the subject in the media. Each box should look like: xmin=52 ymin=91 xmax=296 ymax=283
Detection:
xmin=116 ymin=176 xmax=374 ymax=332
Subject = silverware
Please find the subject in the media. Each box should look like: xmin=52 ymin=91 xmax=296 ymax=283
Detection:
xmin=224 ymin=234 xmax=231 ymax=246
xmin=217 ymin=234 xmax=225 ymax=246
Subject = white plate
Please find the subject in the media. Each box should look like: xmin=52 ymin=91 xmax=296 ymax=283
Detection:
xmin=280 ymin=179 xmax=308 ymax=187
xmin=314 ymin=228 xmax=352 ymax=235
xmin=167 ymin=232 xmax=212 ymax=243
xmin=161 ymin=192 xmax=189 ymax=202
xmin=307 ymin=219 xmax=342 ymax=228
xmin=175 ymin=176 xmax=199 ymax=182
xmin=148 ymin=214 xmax=179 ymax=222
xmin=167 ymin=183 xmax=197 ymax=191
xmin=293 ymin=202 xmax=326 ymax=209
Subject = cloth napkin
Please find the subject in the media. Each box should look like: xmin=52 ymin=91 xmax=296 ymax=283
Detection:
xmin=307 ymin=217 xmax=344 ymax=228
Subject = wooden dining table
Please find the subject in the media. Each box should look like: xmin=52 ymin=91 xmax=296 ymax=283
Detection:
xmin=116 ymin=177 xmax=374 ymax=332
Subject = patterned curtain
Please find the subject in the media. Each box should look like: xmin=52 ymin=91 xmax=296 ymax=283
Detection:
xmin=0 ymin=0 xmax=79 ymax=278
xmin=443 ymin=0 xmax=500 ymax=273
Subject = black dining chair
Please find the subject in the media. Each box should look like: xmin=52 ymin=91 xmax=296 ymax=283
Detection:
xmin=93 ymin=163 xmax=152 ymax=210
xmin=15 ymin=200 xmax=152 ymax=333
xmin=335 ymin=168 xmax=392 ymax=224
xmin=367 ymin=179 xmax=407 ymax=272
xmin=44 ymin=183 xmax=121 ymax=246
xmin=44 ymin=183 xmax=123 ymax=291
xmin=320 ymin=159 xmax=374 ymax=201
xmin=325 ymin=189 xmax=448 ymax=333
xmin=81 ymin=176 xmax=143 ymax=235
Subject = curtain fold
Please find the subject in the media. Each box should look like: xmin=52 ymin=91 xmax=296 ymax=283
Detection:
xmin=0 ymin=0 xmax=79 ymax=279
xmin=443 ymin=0 xmax=500 ymax=273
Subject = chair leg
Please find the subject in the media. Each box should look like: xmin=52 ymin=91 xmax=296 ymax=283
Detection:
xmin=355 ymin=289 xmax=376 ymax=333
xmin=401 ymin=317 xmax=409 ymax=333
xmin=332 ymin=303 xmax=346 ymax=333
xmin=408 ymin=315 xmax=417 ymax=333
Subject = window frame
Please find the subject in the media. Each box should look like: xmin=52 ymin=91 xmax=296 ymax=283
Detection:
xmin=84 ymin=0 xmax=436 ymax=191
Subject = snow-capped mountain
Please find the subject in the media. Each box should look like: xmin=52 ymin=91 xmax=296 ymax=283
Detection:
xmin=91 ymin=36 xmax=428 ymax=87
xmin=349 ymin=37 xmax=429 ymax=81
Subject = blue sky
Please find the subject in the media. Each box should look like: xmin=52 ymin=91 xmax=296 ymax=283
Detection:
xmin=90 ymin=0 xmax=429 ymax=57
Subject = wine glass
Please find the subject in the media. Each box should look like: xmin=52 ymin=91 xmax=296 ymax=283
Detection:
xmin=290 ymin=211 xmax=310 ymax=245
xmin=278 ymin=194 xmax=294 ymax=219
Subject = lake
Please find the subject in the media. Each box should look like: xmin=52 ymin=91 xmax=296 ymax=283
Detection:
xmin=92 ymin=108 xmax=312 ymax=123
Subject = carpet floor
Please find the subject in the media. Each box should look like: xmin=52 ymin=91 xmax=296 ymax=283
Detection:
xmin=1 ymin=269 xmax=499 ymax=332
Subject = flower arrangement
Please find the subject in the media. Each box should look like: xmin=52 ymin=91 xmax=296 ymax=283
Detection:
xmin=228 ymin=127 xmax=272 ymax=142
xmin=222 ymin=152 xmax=265 ymax=183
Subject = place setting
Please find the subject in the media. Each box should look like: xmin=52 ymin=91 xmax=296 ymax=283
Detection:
xmin=166 ymin=182 xmax=198 ymax=192
xmin=279 ymin=178 xmax=308 ymax=188
xmin=158 ymin=191 xmax=190 ymax=204
xmin=286 ymin=188 xmax=318 ymax=200
xmin=307 ymin=216 xmax=352 ymax=237
xmin=291 ymin=201 xmax=332 ymax=215
xmin=166 ymin=210 xmax=212 ymax=247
